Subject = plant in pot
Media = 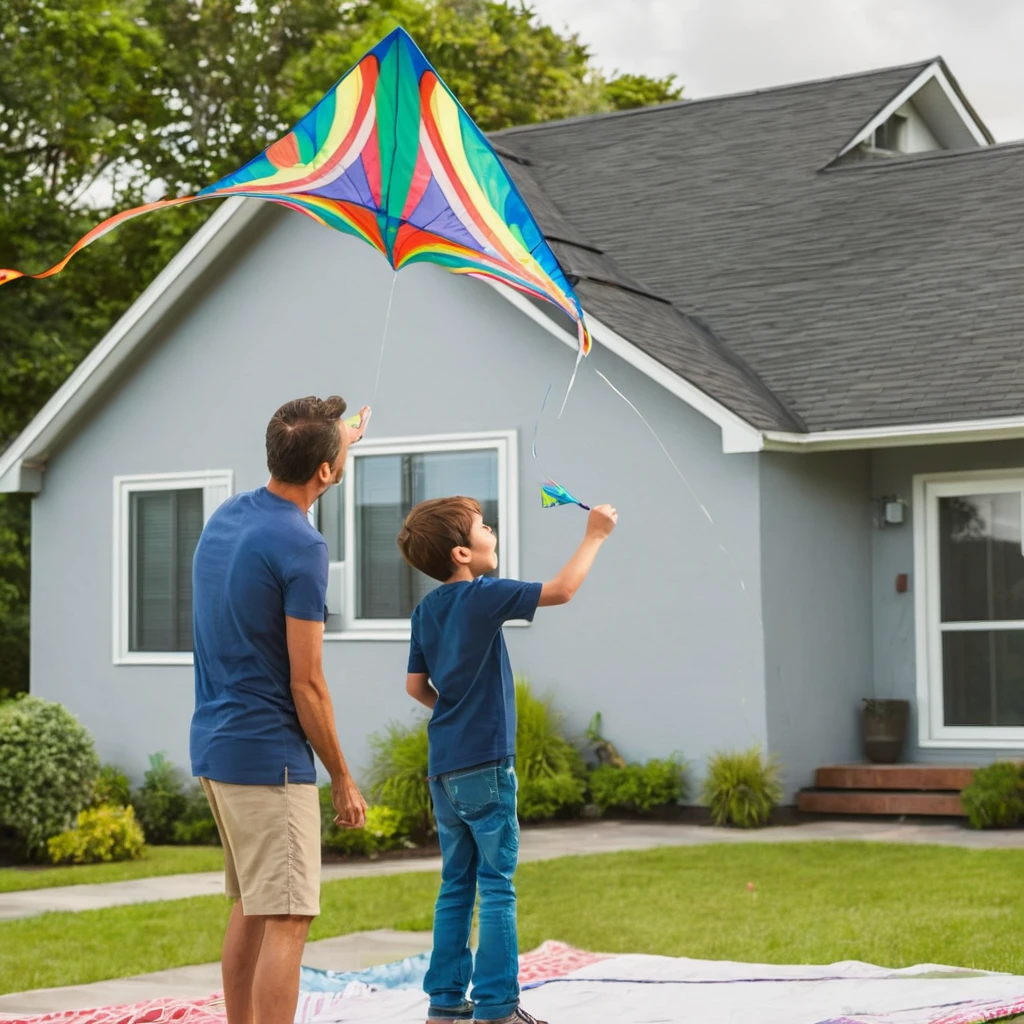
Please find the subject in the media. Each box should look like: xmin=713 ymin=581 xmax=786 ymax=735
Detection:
xmin=860 ymin=699 xmax=910 ymax=763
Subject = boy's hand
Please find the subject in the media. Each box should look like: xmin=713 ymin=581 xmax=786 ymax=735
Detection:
xmin=332 ymin=773 xmax=368 ymax=829
xmin=586 ymin=504 xmax=618 ymax=541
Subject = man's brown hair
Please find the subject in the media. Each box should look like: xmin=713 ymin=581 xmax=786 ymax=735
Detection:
xmin=397 ymin=497 xmax=482 ymax=582
xmin=266 ymin=395 xmax=347 ymax=485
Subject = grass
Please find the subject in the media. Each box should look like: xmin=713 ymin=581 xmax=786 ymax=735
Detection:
xmin=1 ymin=842 xmax=1023 ymax=995
xmin=0 ymin=846 xmax=224 ymax=893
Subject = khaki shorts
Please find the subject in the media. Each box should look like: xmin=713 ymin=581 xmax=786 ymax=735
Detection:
xmin=200 ymin=777 xmax=321 ymax=917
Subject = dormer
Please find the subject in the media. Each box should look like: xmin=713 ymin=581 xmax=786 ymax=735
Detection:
xmin=832 ymin=59 xmax=993 ymax=165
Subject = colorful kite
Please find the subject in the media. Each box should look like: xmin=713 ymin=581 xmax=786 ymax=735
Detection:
xmin=0 ymin=27 xmax=591 ymax=362
xmin=541 ymin=480 xmax=590 ymax=511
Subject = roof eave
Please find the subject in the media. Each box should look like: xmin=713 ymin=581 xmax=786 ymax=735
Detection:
xmin=764 ymin=416 xmax=1024 ymax=453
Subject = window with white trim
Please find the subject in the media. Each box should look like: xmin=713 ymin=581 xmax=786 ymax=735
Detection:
xmin=316 ymin=432 xmax=518 ymax=637
xmin=915 ymin=470 xmax=1024 ymax=746
xmin=113 ymin=471 xmax=233 ymax=665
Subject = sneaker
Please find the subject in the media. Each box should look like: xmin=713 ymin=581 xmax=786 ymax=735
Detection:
xmin=426 ymin=1001 xmax=474 ymax=1024
xmin=477 ymin=1007 xmax=548 ymax=1024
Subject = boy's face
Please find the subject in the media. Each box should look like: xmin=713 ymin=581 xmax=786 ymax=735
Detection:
xmin=458 ymin=513 xmax=498 ymax=576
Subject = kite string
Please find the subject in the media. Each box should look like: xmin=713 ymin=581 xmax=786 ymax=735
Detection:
xmin=371 ymin=271 xmax=399 ymax=407
xmin=593 ymin=368 xmax=764 ymax=630
xmin=531 ymin=383 xmax=553 ymax=461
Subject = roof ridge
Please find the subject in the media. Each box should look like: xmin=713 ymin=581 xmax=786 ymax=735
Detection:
xmin=491 ymin=59 xmax=937 ymax=139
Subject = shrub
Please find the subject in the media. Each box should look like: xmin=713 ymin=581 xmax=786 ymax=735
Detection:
xmin=366 ymin=720 xmax=434 ymax=841
xmin=172 ymin=786 xmax=221 ymax=845
xmin=0 ymin=695 xmax=100 ymax=860
xmin=320 ymin=789 xmax=407 ymax=856
xmin=92 ymin=765 xmax=131 ymax=808
xmin=589 ymin=758 xmax=688 ymax=814
xmin=131 ymin=753 xmax=189 ymax=844
xmin=701 ymin=746 xmax=783 ymax=828
xmin=515 ymin=679 xmax=587 ymax=822
xmin=961 ymin=762 xmax=1024 ymax=829
xmin=47 ymin=805 xmax=146 ymax=865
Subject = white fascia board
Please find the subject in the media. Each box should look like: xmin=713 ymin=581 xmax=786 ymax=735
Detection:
xmin=481 ymin=279 xmax=765 ymax=454
xmin=836 ymin=62 xmax=989 ymax=161
xmin=764 ymin=415 xmax=1024 ymax=453
xmin=0 ymin=197 xmax=262 ymax=493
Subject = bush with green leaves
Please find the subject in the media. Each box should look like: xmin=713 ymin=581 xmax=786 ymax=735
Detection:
xmin=0 ymin=695 xmax=100 ymax=860
xmin=172 ymin=785 xmax=221 ymax=845
xmin=701 ymin=746 xmax=783 ymax=828
xmin=961 ymin=762 xmax=1024 ymax=829
xmin=92 ymin=764 xmax=131 ymax=808
xmin=366 ymin=720 xmax=434 ymax=840
xmin=319 ymin=788 xmax=408 ymax=856
xmin=515 ymin=679 xmax=587 ymax=822
xmin=47 ymin=804 xmax=146 ymax=865
xmin=130 ymin=753 xmax=189 ymax=845
xmin=589 ymin=758 xmax=688 ymax=815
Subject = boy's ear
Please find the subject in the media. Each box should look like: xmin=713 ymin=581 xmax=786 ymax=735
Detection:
xmin=451 ymin=544 xmax=471 ymax=566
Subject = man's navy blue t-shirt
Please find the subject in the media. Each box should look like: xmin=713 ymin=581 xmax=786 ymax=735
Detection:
xmin=408 ymin=576 xmax=542 ymax=777
xmin=190 ymin=487 xmax=328 ymax=785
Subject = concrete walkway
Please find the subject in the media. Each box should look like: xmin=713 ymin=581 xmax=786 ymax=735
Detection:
xmin=3 ymin=819 xmax=1023 ymax=922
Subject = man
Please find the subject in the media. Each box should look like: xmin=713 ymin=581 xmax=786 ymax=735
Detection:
xmin=190 ymin=395 xmax=369 ymax=1024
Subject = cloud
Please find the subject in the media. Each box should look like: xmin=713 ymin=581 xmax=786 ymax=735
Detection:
xmin=528 ymin=0 xmax=1024 ymax=141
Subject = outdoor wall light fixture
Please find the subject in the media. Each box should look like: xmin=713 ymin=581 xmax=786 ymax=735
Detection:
xmin=873 ymin=495 xmax=907 ymax=529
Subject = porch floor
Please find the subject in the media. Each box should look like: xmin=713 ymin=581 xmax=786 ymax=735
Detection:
xmin=798 ymin=764 xmax=975 ymax=817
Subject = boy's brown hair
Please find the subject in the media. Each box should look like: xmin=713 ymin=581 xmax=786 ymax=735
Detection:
xmin=397 ymin=497 xmax=481 ymax=582
xmin=266 ymin=395 xmax=347 ymax=485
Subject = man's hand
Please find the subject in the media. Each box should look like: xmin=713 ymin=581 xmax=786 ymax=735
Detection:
xmin=585 ymin=504 xmax=618 ymax=541
xmin=332 ymin=774 xmax=368 ymax=829
xmin=345 ymin=406 xmax=372 ymax=446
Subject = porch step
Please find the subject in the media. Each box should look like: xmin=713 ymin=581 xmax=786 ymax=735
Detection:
xmin=813 ymin=764 xmax=976 ymax=791
xmin=798 ymin=789 xmax=965 ymax=817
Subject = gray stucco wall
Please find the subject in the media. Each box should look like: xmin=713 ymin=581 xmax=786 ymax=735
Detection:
xmin=759 ymin=451 xmax=874 ymax=798
xmin=31 ymin=204 xmax=767 ymax=792
xmin=873 ymin=439 xmax=1024 ymax=763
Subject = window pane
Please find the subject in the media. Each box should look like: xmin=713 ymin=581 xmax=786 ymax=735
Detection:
xmin=129 ymin=489 xmax=203 ymax=652
xmin=317 ymin=483 xmax=346 ymax=562
xmin=355 ymin=449 xmax=499 ymax=619
xmin=942 ymin=629 xmax=1024 ymax=727
xmin=939 ymin=493 xmax=1024 ymax=622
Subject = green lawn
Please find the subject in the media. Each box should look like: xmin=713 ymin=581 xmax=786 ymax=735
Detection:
xmin=2 ymin=842 xmax=1023 ymax=996
xmin=0 ymin=846 xmax=224 ymax=893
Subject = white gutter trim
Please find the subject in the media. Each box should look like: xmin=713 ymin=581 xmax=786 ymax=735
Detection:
xmin=0 ymin=197 xmax=262 ymax=493
xmin=837 ymin=62 xmax=989 ymax=160
xmin=765 ymin=415 xmax=1024 ymax=452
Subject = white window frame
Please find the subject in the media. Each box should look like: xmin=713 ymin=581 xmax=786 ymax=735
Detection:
xmin=326 ymin=430 xmax=519 ymax=642
xmin=113 ymin=470 xmax=234 ymax=666
xmin=913 ymin=468 xmax=1024 ymax=748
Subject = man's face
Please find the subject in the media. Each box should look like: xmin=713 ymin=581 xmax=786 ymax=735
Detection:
xmin=318 ymin=421 xmax=348 ymax=493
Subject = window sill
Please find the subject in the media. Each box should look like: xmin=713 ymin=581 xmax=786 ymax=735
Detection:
xmin=918 ymin=734 xmax=1024 ymax=749
xmin=325 ymin=620 xmax=532 ymax=643
xmin=114 ymin=653 xmax=194 ymax=667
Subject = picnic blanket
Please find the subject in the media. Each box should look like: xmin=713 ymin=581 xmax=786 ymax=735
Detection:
xmin=7 ymin=942 xmax=1024 ymax=1024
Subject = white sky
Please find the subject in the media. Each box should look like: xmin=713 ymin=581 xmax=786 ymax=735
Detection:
xmin=527 ymin=0 xmax=1024 ymax=142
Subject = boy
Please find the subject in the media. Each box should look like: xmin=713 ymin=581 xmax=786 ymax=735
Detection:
xmin=397 ymin=497 xmax=618 ymax=1024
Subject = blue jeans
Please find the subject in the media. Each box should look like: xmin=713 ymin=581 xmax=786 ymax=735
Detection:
xmin=425 ymin=756 xmax=520 ymax=1021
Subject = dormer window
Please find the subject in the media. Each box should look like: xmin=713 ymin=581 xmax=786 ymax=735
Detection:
xmin=872 ymin=112 xmax=908 ymax=152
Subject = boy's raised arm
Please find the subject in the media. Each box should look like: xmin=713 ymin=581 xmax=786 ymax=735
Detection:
xmin=539 ymin=504 xmax=617 ymax=607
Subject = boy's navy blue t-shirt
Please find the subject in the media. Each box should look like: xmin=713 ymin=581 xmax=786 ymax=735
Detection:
xmin=408 ymin=576 xmax=543 ymax=777
xmin=190 ymin=487 xmax=328 ymax=785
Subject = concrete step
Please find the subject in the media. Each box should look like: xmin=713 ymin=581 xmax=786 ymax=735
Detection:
xmin=798 ymin=789 xmax=966 ymax=817
xmin=814 ymin=764 xmax=976 ymax=792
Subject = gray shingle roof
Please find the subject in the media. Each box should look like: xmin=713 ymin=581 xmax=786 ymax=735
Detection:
xmin=493 ymin=60 xmax=1019 ymax=433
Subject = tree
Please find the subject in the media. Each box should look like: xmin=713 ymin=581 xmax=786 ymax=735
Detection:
xmin=0 ymin=0 xmax=684 ymax=694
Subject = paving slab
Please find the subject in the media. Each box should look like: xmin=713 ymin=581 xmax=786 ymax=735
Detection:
xmin=0 ymin=929 xmax=433 ymax=1016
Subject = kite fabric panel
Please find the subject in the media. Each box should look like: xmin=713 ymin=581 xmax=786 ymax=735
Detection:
xmin=0 ymin=28 xmax=591 ymax=359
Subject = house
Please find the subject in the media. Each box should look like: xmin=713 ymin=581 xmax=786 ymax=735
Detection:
xmin=4 ymin=56 xmax=1023 ymax=805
